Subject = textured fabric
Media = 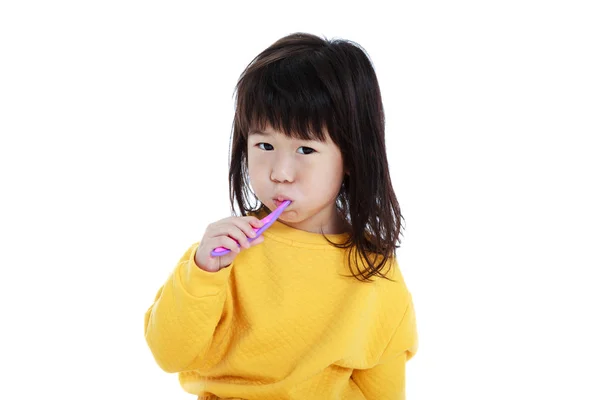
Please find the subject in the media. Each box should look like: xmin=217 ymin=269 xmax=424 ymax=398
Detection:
xmin=144 ymin=214 xmax=418 ymax=399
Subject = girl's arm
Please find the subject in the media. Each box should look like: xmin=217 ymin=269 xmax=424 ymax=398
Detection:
xmin=351 ymin=297 xmax=418 ymax=400
xmin=144 ymin=242 xmax=233 ymax=373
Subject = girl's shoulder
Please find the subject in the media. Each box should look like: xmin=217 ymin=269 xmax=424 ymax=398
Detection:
xmin=370 ymin=255 xmax=412 ymax=301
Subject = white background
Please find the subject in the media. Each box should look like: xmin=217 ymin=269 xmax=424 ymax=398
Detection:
xmin=1 ymin=1 xmax=598 ymax=399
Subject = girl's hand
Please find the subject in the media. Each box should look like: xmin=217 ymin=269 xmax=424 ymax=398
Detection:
xmin=194 ymin=216 xmax=265 ymax=272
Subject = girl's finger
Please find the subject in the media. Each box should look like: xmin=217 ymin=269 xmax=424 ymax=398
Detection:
xmin=239 ymin=217 xmax=264 ymax=238
xmin=206 ymin=224 xmax=248 ymax=249
xmin=215 ymin=235 xmax=241 ymax=253
xmin=230 ymin=220 xmax=263 ymax=248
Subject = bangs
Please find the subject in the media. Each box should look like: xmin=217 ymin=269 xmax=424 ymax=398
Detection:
xmin=235 ymin=55 xmax=335 ymax=143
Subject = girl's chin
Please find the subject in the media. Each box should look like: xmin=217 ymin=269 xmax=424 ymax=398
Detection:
xmin=277 ymin=209 xmax=297 ymax=222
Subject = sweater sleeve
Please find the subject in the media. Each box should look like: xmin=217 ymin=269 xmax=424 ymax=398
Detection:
xmin=144 ymin=242 xmax=234 ymax=373
xmin=351 ymin=296 xmax=418 ymax=400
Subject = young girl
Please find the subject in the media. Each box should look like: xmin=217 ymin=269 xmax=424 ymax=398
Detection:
xmin=144 ymin=32 xmax=418 ymax=400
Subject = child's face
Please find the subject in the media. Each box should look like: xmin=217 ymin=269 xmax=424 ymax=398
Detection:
xmin=247 ymin=124 xmax=348 ymax=234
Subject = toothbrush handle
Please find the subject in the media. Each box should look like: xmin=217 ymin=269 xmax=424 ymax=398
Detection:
xmin=209 ymin=200 xmax=289 ymax=257
xmin=210 ymin=218 xmax=272 ymax=257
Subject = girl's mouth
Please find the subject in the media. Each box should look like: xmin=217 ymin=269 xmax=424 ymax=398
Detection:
xmin=274 ymin=199 xmax=289 ymax=207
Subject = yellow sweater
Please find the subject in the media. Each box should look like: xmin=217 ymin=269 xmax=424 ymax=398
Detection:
xmin=144 ymin=217 xmax=418 ymax=400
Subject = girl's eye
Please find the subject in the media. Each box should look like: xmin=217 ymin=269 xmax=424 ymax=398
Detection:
xmin=298 ymin=146 xmax=315 ymax=155
xmin=257 ymin=143 xmax=315 ymax=155
xmin=257 ymin=143 xmax=274 ymax=151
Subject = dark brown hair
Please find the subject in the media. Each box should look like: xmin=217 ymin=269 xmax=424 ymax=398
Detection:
xmin=228 ymin=32 xmax=404 ymax=282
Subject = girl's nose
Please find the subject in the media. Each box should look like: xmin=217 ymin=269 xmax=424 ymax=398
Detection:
xmin=270 ymin=157 xmax=294 ymax=183
xmin=270 ymin=169 xmax=293 ymax=183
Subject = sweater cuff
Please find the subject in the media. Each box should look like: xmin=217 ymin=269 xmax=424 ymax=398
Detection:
xmin=177 ymin=242 xmax=233 ymax=297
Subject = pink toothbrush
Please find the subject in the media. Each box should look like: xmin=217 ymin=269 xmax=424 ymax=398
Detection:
xmin=210 ymin=200 xmax=291 ymax=257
